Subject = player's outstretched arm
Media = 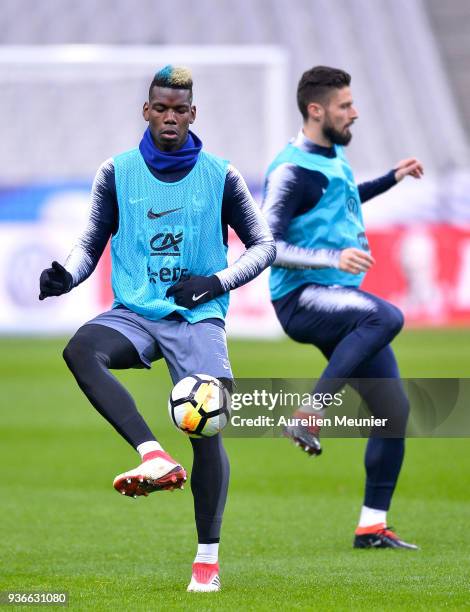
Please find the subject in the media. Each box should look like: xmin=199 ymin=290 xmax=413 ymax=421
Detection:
xmin=394 ymin=158 xmax=424 ymax=182
xmin=166 ymin=165 xmax=276 ymax=309
xmin=38 ymin=159 xmax=116 ymax=300
xmin=359 ymin=158 xmax=424 ymax=203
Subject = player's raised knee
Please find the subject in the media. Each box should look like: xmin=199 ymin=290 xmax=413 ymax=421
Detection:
xmin=389 ymin=304 xmax=405 ymax=335
xmin=62 ymin=331 xmax=96 ymax=370
xmin=62 ymin=337 xmax=80 ymax=370
xmin=382 ymin=303 xmax=404 ymax=338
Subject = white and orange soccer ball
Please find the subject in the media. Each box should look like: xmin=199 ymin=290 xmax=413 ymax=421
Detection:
xmin=168 ymin=374 xmax=231 ymax=437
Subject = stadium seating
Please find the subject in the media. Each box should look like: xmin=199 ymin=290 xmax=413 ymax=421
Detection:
xmin=0 ymin=0 xmax=468 ymax=184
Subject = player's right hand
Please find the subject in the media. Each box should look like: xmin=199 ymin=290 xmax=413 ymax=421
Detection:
xmin=338 ymin=248 xmax=375 ymax=274
xmin=39 ymin=261 xmax=73 ymax=300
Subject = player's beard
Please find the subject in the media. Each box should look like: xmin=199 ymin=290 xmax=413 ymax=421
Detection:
xmin=322 ymin=118 xmax=353 ymax=146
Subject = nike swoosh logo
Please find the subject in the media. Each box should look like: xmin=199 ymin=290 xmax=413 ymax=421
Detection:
xmin=192 ymin=291 xmax=209 ymax=302
xmin=129 ymin=197 xmax=148 ymax=204
xmin=147 ymin=207 xmax=182 ymax=219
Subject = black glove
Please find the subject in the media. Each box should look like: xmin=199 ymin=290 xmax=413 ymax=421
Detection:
xmin=166 ymin=274 xmax=223 ymax=309
xmin=39 ymin=261 xmax=73 ymax=300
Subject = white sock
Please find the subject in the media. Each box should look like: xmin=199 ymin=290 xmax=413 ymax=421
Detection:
xmin=358 ymin=505 xmax=387 ymax=528
xmin=194 ymin=543 xmax=219 ymax=565
xmin=136 ymin=441 xmax=164 ymax=460
xmin=296 ymin=403 xmax=326 ymax=418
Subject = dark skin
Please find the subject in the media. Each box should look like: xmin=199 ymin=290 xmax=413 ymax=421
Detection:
xmin=143 ymin=86 xmax=196 ymax=152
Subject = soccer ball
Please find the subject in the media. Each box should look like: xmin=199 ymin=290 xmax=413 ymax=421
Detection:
xmin=168 ymin=374 xmax=231 ymax=438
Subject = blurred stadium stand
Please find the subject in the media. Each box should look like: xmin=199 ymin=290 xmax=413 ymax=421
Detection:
xmin=426 ymin=0 xmax=470 ymax=140
xmin=0 ymin=0 xmax=469 ymax=182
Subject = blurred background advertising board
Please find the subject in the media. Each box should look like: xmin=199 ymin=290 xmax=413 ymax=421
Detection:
xmin=2 ymin=181 xmax=469 ymax=335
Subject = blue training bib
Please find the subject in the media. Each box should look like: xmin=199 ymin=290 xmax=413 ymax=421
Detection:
xmin=112 ymin=148 xmax=229 ymax=322
xmin=267 ymin=143 xmax=369 ymax=300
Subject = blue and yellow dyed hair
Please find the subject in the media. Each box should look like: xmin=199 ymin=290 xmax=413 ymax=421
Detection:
xmin=149 ymin=65 xmax=193 ymax=101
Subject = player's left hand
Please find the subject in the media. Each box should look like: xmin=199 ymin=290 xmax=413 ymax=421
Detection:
xmin=166 ymin=275 xmax=223 ymax=309
xmin=394 ymin=158 xmax=424 ymax=182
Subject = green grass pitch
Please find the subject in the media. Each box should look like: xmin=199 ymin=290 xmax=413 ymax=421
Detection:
xmin=1 ymin=329 xmax=470 ymax=610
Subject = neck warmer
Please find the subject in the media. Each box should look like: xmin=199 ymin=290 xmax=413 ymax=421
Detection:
xmin=139 ymin=128 xmax=202 ymax=173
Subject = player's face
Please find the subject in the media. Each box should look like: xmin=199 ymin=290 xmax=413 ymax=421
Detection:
xmin=143 ymin=86 xmax=196 ymax=152
xmin=322 ymin=87 xmax=358 ymax=146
